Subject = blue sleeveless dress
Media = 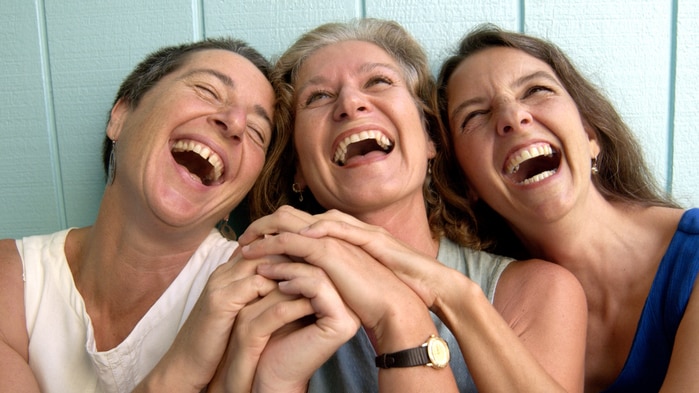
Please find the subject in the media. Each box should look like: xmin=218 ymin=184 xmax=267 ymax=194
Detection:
xmin=604 ymin=208 xmax=699 ymax=392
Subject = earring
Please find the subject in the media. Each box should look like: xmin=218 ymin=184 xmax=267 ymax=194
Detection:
xmin=292 ymin=183 xmax=304 ymax=202
xmin=591 ymin=157 xmax=599 ymax=175
xmin=107 ymin=140 xmax=117 ymax=185
xmin=218 ymin=214 xmax=236 ymax=240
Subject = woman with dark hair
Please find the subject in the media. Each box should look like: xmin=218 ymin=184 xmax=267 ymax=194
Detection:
xmin=437 ymin=24 xmax=698 ymax=391
xmin=0 ymin=37 xmax=282 ymax=392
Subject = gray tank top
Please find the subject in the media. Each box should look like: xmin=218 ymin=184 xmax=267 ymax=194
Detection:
xmin=308 ymin=236 xmax=513 ymax=392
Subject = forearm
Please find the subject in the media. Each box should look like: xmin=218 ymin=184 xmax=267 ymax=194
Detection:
xmin=434 ymin=278 xmax=579 ymax=393
xmin=133 ymin=348 xmax=209 ymax=393
xmin=374 ymin=300 xmax=458 ymax=393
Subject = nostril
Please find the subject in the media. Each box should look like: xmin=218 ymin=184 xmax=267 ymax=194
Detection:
xmin=214 ymin=119 xmax=226 ymax=129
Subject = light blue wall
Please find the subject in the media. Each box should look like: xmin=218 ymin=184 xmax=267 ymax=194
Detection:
xmin=1 ymin=0 xmax=697 ymax=239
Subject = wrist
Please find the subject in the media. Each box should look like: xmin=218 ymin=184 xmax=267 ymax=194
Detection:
xmin=372 ymin=301 xmax=437 ymax=354
xmin=136 ymin=350 xmax=208 ymax=393
xmin=375 ymin=335 xmax=450 ymax=369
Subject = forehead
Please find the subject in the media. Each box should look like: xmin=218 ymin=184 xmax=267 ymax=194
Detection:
xmin=297 ymin=40 xmax=400 ymax=81
xmin=177 ymin=49 xmax=266 ymax=85
xmin=178 ymin=49 xmax=274 ymax=107
xmin=449 ymin=46 xmax=555 ymax=89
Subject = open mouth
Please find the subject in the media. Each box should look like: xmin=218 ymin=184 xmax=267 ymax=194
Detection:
xmin=332 ymin=130 xmax=394 ymax=166
xmin=504 ymin=143 xmax=560 ymax=185
xmin=171 ymin=139 xmax=224 ymax=186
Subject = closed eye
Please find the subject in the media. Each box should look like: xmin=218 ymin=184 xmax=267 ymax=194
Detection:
xmin=460 ymin=109 xmax=489 ymax=132
xmin=196 ymin=84 xmax=220 ymax=100
xmin=247 ymin=122 xmax=269 ymax=149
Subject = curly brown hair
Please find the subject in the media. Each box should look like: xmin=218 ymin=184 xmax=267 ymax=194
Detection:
xmin=249 ymin=18 xmax=475 ymax=245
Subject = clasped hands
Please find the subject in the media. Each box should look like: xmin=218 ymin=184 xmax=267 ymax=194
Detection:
xmin=206 ymin=205 xmax=449 ymax=392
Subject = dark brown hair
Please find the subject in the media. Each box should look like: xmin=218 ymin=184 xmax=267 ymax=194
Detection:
xmin=435 ymin=24 xmax=679 ymax=255
xmin=101 ymin=37 xmax=271 ymax=176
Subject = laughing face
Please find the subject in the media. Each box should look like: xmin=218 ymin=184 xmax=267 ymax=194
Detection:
xmin=107 ymin=49 xmax=274 ymax=228
xmin=292 ymin=40 xmax=435 ymax=215
xmin=446 ymin=46 xmax=600 ymax=225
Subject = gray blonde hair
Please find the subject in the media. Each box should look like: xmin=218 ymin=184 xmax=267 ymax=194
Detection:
xmin=250 ymin=18 xmax=467 ymax=244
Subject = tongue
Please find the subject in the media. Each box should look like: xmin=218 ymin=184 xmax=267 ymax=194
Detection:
xmin=343 ymin=139 xmax=388 ymax=166
xmin=343 ymin=150 xmax=387 ymax=166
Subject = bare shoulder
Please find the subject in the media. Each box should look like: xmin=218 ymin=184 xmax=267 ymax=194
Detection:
xmin=498 ymin=258 xmax=584 ymax=295
xmin=0 ymin=238 xmax=29 ymax=359
xmin=495 ymin=259 xmax=587 ymax=390
xmin=495 ymin=258 xmax=586 ymax=318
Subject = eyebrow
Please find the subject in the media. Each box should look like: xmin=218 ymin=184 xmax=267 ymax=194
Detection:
xmin=182 ymin=68 xmax=235 ymax=88
xmin=182 ymin=68 xmax=273 ymax=128
xmin=450 ymin=70 xmax=561 ymax=122
xmin=296 ymin=62 xmax=401 ymax=94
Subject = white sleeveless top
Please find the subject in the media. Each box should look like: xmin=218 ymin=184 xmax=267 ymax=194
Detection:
xmin=17 ymin=228 xmax=237 ymax=393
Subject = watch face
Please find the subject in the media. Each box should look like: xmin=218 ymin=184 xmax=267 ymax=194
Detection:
xmin=427 ymin=336 xmax=450 ymax=368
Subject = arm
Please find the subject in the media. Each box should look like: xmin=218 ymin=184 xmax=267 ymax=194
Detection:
xmin=286 ymin=210 xmax=587 ymax=392
xmin=134 ymin=251 xmax=279 ymax=392
xmin=0 ymin=239 xmax=41 ymax=393
xmin=240 ymin=209 xmax=459 ymax=393
xmin=660 ymin=274 xmax=699 ymax=391
xmin=208 ymin=262 xmax=359 ymax=393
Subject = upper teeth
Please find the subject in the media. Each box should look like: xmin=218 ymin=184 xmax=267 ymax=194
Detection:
xmin=172 ymin=139 xmax=224 ymax=182
xmin=505 ymin=144 xmax=554 ymax=174
xmin=333 ymin=130 xmax=393 ymax=165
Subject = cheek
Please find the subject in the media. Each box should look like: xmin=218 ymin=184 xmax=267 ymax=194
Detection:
xmin=452 ymin=135 xmax=496 ymax=191
xmin=239 ymin=151 xmax=266 ymax=185
xmin=452 ymin=135 xmax=482 ymax=169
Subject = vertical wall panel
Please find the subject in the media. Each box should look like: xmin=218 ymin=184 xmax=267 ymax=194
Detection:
xmin=43 ymin=0 xmax=199 ymax=230
xmin=0 ymin=1 xmax=63 ymax=239
xmin=367 ymin=0 xmax=519 ymax=73
xmin=203 ymin=0 xmax=360 ymax=59
xmin=673 ymin=0 xmax=699 ymax=207
xmin=526 ymin=1 xmax=673 ymax=189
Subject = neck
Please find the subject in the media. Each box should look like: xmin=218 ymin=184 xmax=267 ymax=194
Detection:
xmin=352 ymin=197 xmax=438 ymax=258
xmin=66 ymin=193 xmax=221 ymax=350
xmin=68 ymin=191 xmax=217 ymax=312
xmin=513 ymin=199 xmax=681 ymax=304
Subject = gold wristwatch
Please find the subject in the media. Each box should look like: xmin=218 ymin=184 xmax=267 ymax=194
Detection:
xmin=375 ymin=335 xmax=450 ymax=368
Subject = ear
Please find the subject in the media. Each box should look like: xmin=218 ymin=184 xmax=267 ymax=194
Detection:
xmin=427 ymin=139 xmax=437 ymax=160
xmin=293 ymin=169 xmax=307 ymax=190
xmin=583 ymin=123 xmax=601 ymax=159
xmin=467 ymin=183 xmax=480 ymax=203
xmin=106 ymin=99 xmax=129 ymax=140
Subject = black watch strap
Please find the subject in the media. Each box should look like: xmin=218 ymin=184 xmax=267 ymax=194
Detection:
xmin=375 ymin=346 xmax=430 ymax=368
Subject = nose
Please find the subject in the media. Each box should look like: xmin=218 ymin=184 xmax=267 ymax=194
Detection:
xmin=495 ymin=101 xmax=533 ymax=136
xmin=209 ymin=105 xmax=246 ymax=140
xmin=333 ymin=87 xmax=370 ymax=121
